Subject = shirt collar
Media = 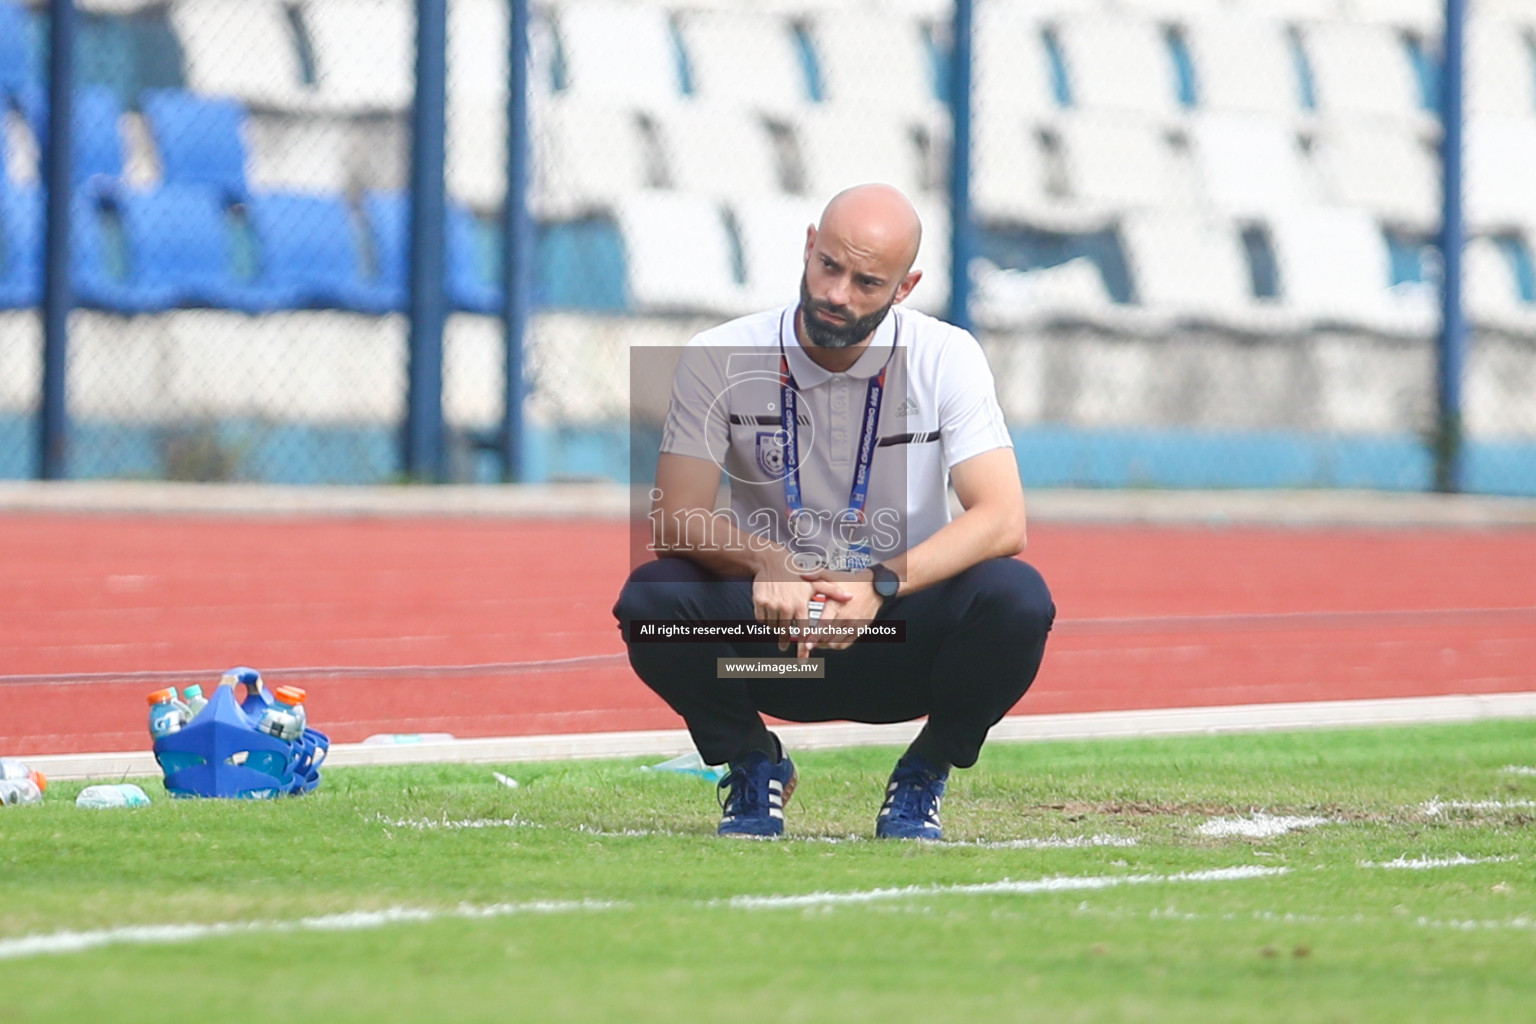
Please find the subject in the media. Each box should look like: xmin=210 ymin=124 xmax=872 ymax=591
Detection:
xmin=781 ymin=304 xmax=899 ymax=386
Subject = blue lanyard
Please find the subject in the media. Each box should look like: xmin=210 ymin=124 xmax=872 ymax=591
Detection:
xmin=778 ymin=310 xmax=897 ymax=544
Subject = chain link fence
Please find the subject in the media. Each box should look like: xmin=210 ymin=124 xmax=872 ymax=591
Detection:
xmin=0 ymin=0 xmax=1533 ymax=491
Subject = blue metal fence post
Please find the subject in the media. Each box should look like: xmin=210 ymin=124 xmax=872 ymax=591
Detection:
xmin=38 ymin=0 xmax=76 ymax=480
xmin=945 ymin=0 xmax=975 ymax=332
xmin=500 ymin=0 xmax=533 ymax=482
xmin=1435 ymin=0 xmax=1467 ymax=493
xmin=404 ymin=0 xmax=450 ymax=482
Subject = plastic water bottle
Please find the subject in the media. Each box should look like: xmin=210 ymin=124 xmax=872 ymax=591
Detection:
xmin=256 ymin=687 xmax=304 ymax=742
xmin=76 ymin=783 xmax=151 ymax=808
xmin=148 ymin=688 xmax=205 ymax=776
xmin=0 ymin=758 xmax=37 ymax=783
xmin=279 ymin=686 xmax=308 ymax=737
xmin=183 ymin=684 xmax=208 ymax=719
xmin=0 ymin=765 xmax=46 ymax=805
xmin=147 ymin=688 xmax=188 ymax=739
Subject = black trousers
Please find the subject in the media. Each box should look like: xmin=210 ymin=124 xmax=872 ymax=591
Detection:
xmin=612 ymin=555 xmax=1055 ymax=769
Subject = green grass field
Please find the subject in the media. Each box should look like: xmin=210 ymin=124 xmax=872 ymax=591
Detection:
xmin=2 ymin=720 xmax=1534 ymax=1023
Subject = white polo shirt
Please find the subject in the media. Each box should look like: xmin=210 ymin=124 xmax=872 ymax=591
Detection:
xmin=660 ymin=303 xmax=1011 ymax=568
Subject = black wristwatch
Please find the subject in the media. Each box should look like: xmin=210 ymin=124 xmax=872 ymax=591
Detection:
xmin=870 ymin=562 xmax=900 ymax=601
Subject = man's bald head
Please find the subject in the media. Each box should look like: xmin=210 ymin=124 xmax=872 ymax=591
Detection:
xmin=816 ymin=184 xmax=923 ymax=278
xmin=797 ymin=184 xmax=925 ymax=355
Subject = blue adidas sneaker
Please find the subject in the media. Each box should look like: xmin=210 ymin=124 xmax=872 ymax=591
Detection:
xmin=717 ymin=749 xmax=797 ymax=838
xmin=875 ymin=753 xmax=949 ymax=840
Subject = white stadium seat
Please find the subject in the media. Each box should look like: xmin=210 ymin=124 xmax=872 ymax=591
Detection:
xmin=448 ymin=98 xmax=508 ymax=211
xmin=1119 ymin=211 xmax=1253 ymax=318
xmin=650 ymin=103 xmax=784 ymax=199
xmin=795 ymin=106 xmax=929 ymax=200
xmin=615 ymin=191 xmax=745 ymax=314
xmin=171 ymin=0 xmax=311 ymax=111
xmin=1467 ymin=18 xmax=1536 ymax=117
xmin=1058 ymin=114 xmax=1196 ymax=213
xmin=731 ymin=193 xmax=823 ymax=310
xmin=1301 ymin=23 xmax=1424 ymax=120
xmin=1464 ymin=236 xmax=1536 ymax=330
xmin=973 ymin=115 xmax=1056 ymax=224
xmin=1476 ymin=0 xmax=1536 ymax=17
xmin=1268 ymin=206 xmax=1432 ymax=331
xmin=246 ymin=112 xmax=353 ymax=193
xmin=810 ymin=8 xmax=943 ymax=119
xmin=448 ymin=0 xmax=510 ymax=105
xmin=1113 ymin=0 xmax=1227 ymax=16
xmin=675 ymin=10 xmax=810 ymax=115
xmin=1340 ymin=0 xmax=1443 ymax=36
xmin=555 ymin=0 xmax=681 ymax=108
xmin=1188 ymin=113 xmax=1320 ymax=218
xmin=532 ymin=98 xmax=652 ymax=216
xmin=1312 ymin=119 xmax=1439 ymax=229
xmin=1228 ymin=0 xmax=1340 ymax=19
xmin=1184 ymin=15 xmax=1302 ymax=116
xmin=973 ymin=1 xmax=1059 ymax=118
xmin=971 ymin=256 xmax=1117 ymax=330
xmin=304 ymin=0 xmax=414 ymax=113
xmin=1055 ymin=15 xmax=1180 ymax=116
xmin=1465 ymin=115 xmax=1536 ymax=231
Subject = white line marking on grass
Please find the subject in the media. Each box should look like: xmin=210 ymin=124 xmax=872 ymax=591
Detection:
xmin=1360 ymin=854 xmax=1519 ymax=870
xmin=376 ymin=815 xmax=540 ymax=831
xmin=1500 ymin=766 xmax=1536 ymax=776
xmin=1421 ymin=799 xmax=1536 ymax=816
xmin=741 ymin=833 xmax=1140 ymax=848
xmin=561 ymin=828 xmax=1139 ymax=847
xmin=725 ymin=866 xmax=1286 ymax=910
xmin=952 ymin=834 xmax=1139 ymax=850
xmin=1196 ymin=814 xmax=1329 ymax=838
xmin=1417 ymin=916 xmax=1536 ymax=932
xmin=0 ymin=867 xmax=1283 ymax=960
xmin=0 ymin=900 xmax=621 ymax=961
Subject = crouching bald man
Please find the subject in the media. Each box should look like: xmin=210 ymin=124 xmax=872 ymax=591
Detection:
xmin=614 ymin=184 xmax=1055 ymax=840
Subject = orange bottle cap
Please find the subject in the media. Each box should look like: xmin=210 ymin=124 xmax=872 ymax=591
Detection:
xmin=274 ymin=686 xmax=306 ymax=706
xmin=31 ymin=770 xmax=46 ymax=792
xmin=147 ymin=688 xmax=177 ymax=705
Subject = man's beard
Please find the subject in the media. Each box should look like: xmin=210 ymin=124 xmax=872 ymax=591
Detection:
xmin=798 ymin=272 xmax=894 ymax=350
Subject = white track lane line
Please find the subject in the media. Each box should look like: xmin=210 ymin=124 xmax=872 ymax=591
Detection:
xmin=0 ymin=865 xmax=1282 ymax=961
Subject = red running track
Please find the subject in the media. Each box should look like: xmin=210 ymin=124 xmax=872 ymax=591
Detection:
xmin=2 ymin=513 xmax=1534 ymax=755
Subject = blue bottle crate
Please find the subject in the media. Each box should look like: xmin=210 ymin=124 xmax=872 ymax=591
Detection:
xmin=152 ymin=683 xmax=328 ymax=798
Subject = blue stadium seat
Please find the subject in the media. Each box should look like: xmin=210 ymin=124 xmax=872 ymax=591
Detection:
xmin=0 ymin=1 xmax=35 ymax=102
xmin=141 ymin=89 xmax=251 ymax=198
xmin=0 ymin=184 xmax=42 ymax=308
xmin=244 ymin=190 xmax=395 ymax=313
xmin=362 ymin=191 xmax=501 ymax=314
xmin=76 ymin=185 xmax=248 ymax=312
xmin=21 ymin=85 xmax=127 ymax=186
xmin=71 ymin=192 xmax=145 ymax=311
